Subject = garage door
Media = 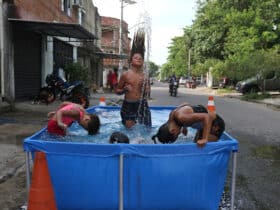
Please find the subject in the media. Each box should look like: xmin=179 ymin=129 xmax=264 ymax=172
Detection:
xmin=14 ymin=30 xmax=41 ymax=99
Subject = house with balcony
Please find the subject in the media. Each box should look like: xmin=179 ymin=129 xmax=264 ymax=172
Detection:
xmin=99 ymin=16 xmax=131 ymax=88
xmin=0 ymin=0 xmax=102 ymax=106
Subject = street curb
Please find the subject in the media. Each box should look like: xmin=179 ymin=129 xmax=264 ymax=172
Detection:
xmin=247 ymin=99 xmax=280 ymax=111
xmin=223 ymin=94 xmax=280 ymax=111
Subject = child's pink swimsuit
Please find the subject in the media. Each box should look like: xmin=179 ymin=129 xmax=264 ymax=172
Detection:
xmin=47 ymin=104 xmax=84 ymax=136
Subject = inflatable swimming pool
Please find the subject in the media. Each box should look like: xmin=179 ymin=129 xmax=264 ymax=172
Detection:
xmin=24 ymin=106 xmax=238 ymax=210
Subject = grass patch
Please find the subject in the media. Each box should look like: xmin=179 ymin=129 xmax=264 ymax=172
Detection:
xmin=216 ymin=87 xmax=235 ymax=94
xmin=252 ymin=145 xmax=280 ymax=161
xmin=241 ymin=92 xmax=271 ymax=101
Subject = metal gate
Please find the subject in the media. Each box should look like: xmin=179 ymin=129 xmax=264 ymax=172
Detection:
xmin=53 ymin=38 xmax=73 ymax=74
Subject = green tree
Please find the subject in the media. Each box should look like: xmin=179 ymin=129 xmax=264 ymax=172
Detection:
xmin=147 ymin=61 xmax=159 ymax=77
xmin=166 ymin=36 xmax=188 ymax=76
xmin=162 ymin=0 xmax=280 ymax=82
xmin=64 ymin=62 xmax=88 ymax=84
xmin=160 ymin=62 xmax=173 ymax=80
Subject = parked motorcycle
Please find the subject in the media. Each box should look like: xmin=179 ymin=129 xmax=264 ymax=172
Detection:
xmin=37 ymin=73 xmax=90 ymax=108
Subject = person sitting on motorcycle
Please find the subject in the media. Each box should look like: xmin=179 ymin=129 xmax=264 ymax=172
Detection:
xmin=169 ymin=74 xmax=176 ymax=88
xmin=152 ymin=103 xmax=225 ymax=147
xmin=47 ymin=102 xmax=100 ymax=136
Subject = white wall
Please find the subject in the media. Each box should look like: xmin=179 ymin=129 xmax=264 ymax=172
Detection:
xmin=41 ymin=36 xmax=53 ymax=86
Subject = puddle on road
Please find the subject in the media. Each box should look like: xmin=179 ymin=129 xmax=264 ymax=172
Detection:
xmin=252 ymin=145 xmax=280 ymax=162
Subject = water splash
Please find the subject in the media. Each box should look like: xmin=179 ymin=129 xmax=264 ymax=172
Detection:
xmin=136 ymin=64 xmax=151 ymax=126
xmin=39 ymin=109 xmax=195 ymax=144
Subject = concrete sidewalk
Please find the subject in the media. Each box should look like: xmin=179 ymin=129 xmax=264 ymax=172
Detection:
xmin=188 ymin=86 xmax=280 ymax=109
xmin=0 ymin=91 xmax=123 ymax=114
xmin=0 ymin=87 xmax=279 ymax=114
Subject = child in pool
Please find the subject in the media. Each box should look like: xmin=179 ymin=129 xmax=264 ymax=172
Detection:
xmin=115 ymin=29 xmax=151 ymax=128
xmin=109 ymin=132 xmax=147 ymax=144
xmin=109 ymin=132 xmax=130 ymax=144
xmin=47 ymin=102 xmax=100 ymax=136
xmin=152 ymin=103 xmax=225 ymax=147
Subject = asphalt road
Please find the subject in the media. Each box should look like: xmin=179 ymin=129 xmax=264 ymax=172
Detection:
xmin=149 ymin=82 xmax=280 ymax=210
xmin=0 ymin=81 xmax=279 ymax=210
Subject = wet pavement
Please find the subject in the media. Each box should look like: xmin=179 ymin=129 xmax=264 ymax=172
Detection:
xmin=0 ymin=86 xmax=279 ymax=209
xmin=0 ymin=86 xmax=279 ymax=184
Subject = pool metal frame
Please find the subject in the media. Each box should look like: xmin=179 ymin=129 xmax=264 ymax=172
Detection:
xmin=24 ymin=151 xmax=238 ymax=210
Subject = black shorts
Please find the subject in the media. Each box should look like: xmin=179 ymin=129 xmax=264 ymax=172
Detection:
xmin=120 ymin=100 xmax=152 ymax=127
xmin=191 ymin=105 xmax=208 ymax=113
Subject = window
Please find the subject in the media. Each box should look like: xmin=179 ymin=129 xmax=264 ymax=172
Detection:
xmin=78 ymin=8 xmax=86 ymax=25
xmin=61 ymin=0 xmax=71 ymax=16
xmin=73 ymin=0 xmax=82 ymax=6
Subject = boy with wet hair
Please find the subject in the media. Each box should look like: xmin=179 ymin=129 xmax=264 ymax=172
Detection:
xmin=152 ymin=103 xmax=225 ymax=147
xmin=115 ymin=28 xmax=151 ymax=128
xmin=109 ymin=132 xmax=130 ymax=144
xmin=47 ymin=102 xmax=100 ymax=136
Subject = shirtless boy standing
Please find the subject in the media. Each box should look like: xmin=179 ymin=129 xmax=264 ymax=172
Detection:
xmin=115 ymin=29 xmax=151 ymax=128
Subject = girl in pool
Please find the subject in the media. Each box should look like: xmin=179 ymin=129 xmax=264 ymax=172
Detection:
xmin=47 ymin=102 xmax=100 ymax=136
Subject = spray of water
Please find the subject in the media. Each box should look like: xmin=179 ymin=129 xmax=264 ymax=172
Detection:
xmin=40 ymin=109 xmax=195 ymax=144
xmin=136 ymin=65 xmax=150 ymax=126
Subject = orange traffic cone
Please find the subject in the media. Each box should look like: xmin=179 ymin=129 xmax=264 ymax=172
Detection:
xmin=99 ymin=96 xmax=106 ymax=106
xmin=207 ymin=95 xmax=216 ymax=112
xmin=27 ymin=152 xmax=57 ymax=210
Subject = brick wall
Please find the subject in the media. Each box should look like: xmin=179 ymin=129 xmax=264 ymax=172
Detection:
xmin=14 ymin=0 xmax=77 ymax=23
xmin=101 ymin=16 xmax=131 ymax=69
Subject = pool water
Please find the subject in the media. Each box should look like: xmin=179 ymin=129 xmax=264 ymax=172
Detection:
xmin=39 ymin=108 xmax=197 ymax=144
xmin=24 ymin=106 xmax=238 ymax=210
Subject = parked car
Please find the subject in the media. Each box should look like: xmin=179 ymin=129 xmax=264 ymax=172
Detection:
xmin=179 ymin=77 xmax=188 ymax=85
xmin=191 ymin=76 xmax=203 ymax=87
xmin=235 ymin=71 xmax=280 ymax=94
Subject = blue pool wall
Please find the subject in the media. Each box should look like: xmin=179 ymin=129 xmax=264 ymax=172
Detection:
xmin=24 ymin=106 xmax=238 ymax=210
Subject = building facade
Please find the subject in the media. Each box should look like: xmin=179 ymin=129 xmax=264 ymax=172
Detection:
xmin=100 ymin=16 xmax=131 ymax=87
xmin=0 ymin=0 xmax=102 ymax=105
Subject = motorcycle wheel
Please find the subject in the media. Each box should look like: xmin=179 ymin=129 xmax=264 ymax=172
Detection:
xmin=174 ymin=88 xmax=177 ymax=97
xmin=71 ymin=92 xmax=90 ymax=109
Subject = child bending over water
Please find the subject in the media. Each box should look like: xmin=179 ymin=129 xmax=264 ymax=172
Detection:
xmin=47 ymin=102 xmax=100 ymax=136
xmin=152 ymin=103 xmax=225 ymax=147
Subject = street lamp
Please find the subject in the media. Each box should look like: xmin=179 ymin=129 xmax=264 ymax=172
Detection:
xmin=119 ymin=0 xmax=136 ymax=74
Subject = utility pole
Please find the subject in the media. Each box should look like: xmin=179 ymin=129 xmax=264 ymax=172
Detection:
xmin=118 ymin=0 xmax=124 ymax=75
xmin=118 ymin=0 xmax=136 ymax=75
xmin=0 ymin=0 xmax=4 ymax=98
xmin=188 ymin=48 xmax=191 ymax=78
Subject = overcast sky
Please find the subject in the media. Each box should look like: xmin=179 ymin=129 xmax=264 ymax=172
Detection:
xmin=92 ymin=0 xmax=197 ymax=65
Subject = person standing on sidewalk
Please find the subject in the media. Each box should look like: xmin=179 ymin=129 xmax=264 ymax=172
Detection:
xmin=106 ymin=70 xmax=113 ymax=91
xmin=115 ymin=29 xmax=151 ymax=128
xmin=111 ymin=68 xmax=119 ymax=90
